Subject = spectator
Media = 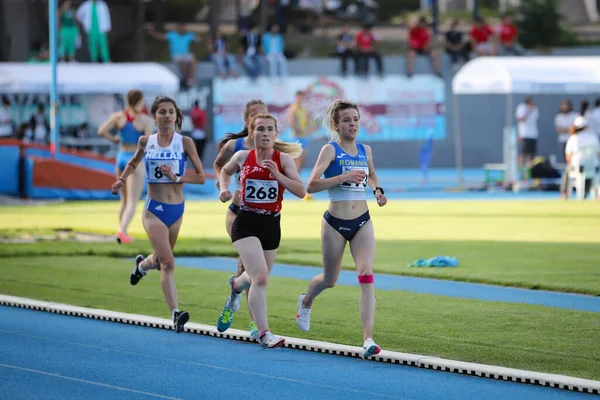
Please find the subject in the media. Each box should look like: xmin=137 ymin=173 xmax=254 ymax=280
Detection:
xmin=496 ymin=14 xmax=521 ymax=56
xmin=0 ymin=97 xmax=14 ymax=138
xmin=209 ymin=28 xmax=239 ymax=79
xmin=515 ymin=96 xmax=539 ymax=169
xmin=560 ymin=116 xmax=600 ymax=199
xmin=28 ymin=41 xmax=49 ymax=63
xmin=59 ymin=0 xmax=79 ymax=62
xmin=149 ymin=24 xmax=200 ymax=87
xmin=355 ymin=24 xmax=383 ymax=77
xmin=76 ymin=0 xmax=111 ymax=63
xmin=239 ymin=24 xmax=263 ymax=80
xmin=445 ymin=19 xmax=471 ymax=70
xmin=406 ymin=16 xmax=442 ymax=78
xmin=335 ymin=23 xmax=357 ymax=76
xmin=262 ymin=24 xmax=287 ymax=78
xmin=189 ymin=100 xmax=208 ymax=162
xmin=29 ymin=104 xmax=50 ymax=145
xmin=555 ymin=99 xmax=577 ymax=163
xmin=276 ymin=0 xmax=291 ymax=35
xmin=470 ymin=16 xmax=495 ymax=56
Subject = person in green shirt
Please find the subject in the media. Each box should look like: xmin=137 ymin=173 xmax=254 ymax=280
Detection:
xmin=59 ymin=0 xmax=79 ymax=62
xmin=76 ymin=0 xmax=111 ymax=63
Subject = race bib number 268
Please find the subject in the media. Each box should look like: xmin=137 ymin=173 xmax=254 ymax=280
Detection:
xmin=244 ymin=179 xmax=279 ymax=203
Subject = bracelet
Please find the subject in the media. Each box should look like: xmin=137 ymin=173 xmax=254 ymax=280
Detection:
xmin=127 ymin=162 xmax=136 ymax=169
xmin=118 ymin=178 xmax=125 ymax=184
xmin=373 ymin=187 xmax=384 ymax=195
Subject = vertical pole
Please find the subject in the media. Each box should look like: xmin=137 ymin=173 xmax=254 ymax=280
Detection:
xmin=49 ymin=0 xmax=59 ymax=157
xmin=431 ymin=0 xmax=439 ymax=35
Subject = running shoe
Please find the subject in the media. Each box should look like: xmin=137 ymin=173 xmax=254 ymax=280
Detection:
xmin=295 ymin=293 xmax=311 ymax=332
xmin=173 ymin=310 xmax=189 ymax=333
xmin=116 ymin=231 xmax=132 ymax=244
xmin=362 ymin=338 xmax=381 ymax=358
xmin=249 ymin=321 xmax=259 ymax=341
xmin=259 ymin=331 xmax=285 ymax=349
xmin=130 ymin=255 xmax=145 ymax=286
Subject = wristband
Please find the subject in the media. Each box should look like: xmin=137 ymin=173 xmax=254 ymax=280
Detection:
xmin=373 ymin=187 xmax=384 ymax=195
xmin=175 ymin=176 xmax=181 ymax=183
xmin=118 ymin=178 xmax=125 ymax=184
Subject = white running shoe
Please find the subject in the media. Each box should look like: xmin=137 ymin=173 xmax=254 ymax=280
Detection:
xmin=362 ymin=338 xmax=381 ymax=358
xmin=259 ymin=331 xmax=285 ymax=349
xmin=295 ymin=293 xmax=311 ymax=332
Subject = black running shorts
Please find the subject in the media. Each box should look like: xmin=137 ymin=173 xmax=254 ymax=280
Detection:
xmin=231 ymin=210 xmax=281 ymax=250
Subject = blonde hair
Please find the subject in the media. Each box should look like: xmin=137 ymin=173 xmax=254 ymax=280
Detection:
xmin=249 ymin=113 xmax=303 ymax=158
xmin=322 ymin=99 xmax=360 ymax=141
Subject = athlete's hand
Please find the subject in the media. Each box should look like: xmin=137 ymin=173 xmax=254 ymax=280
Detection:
xmin=111 ymin=135 xmax=120 ymax=145
xmin=375 ymin=191 xmax=387 ymax=207
xmin=344 ymin=169 xmax=366 ymax=184
xmin=220 ymin=188 xmax=232 ymax=203
xmin=160 ymin=164 xmax=177 ymax=181
xmin=111 ymin=179 xmax=124 ymax=195
xmin=261 ymin=160 xmax=281 ymax=177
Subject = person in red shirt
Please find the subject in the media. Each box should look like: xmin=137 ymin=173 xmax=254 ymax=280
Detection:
xmin=355 ymin=24 xmax=383 ymax=77
xmin=189 ymin=100 xmax=208 ymax=161
xmin=217 ymin=113 xmax=306 ymax=349
xmin=497 ymin=14 xmax=521 ymax=55
xmin=470 ymin=16 xmax=496 ymax=56
xmin=406 ymin=16 xmax=442 ymax=78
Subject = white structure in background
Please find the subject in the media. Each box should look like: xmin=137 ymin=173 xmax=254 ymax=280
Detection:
xmin=425 ymin=0 xmax=599 ymax=23
xmin=452 ymin=56 xmax=600 ymax=190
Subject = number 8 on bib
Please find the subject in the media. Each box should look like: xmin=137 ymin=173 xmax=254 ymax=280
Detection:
xmin=244 ymin=179 xmax=279 ymax=203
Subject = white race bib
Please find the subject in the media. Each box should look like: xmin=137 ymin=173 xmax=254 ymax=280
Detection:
xmin=148 ymin=160 xmax=180 ymax=183
xmin=340 ymin=166 xmax=368 ymax=191
xmin=244 ymin=179 xmax=279 ymax=203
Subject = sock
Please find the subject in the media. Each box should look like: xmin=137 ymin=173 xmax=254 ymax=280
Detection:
xmin=172 ymin=309 xmax=180 ymax=320
xmin=137 ymin=263 xmax=147 ymax=276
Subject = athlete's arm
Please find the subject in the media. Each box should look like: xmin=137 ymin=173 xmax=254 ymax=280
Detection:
xmin=213 ymin=139 xmax=235 ymax=189
xmin=306 ymin=144 xmax=339 ymax=193
xmin=181 ymin=136 xmax=206 ymax=184
xmin=365 ymin=145 xmax=387 ymax=207
xmin=118 ymin=136 xmax=148 ymax=182
xmin=97 ymin=112 xmax=121 ymax=144
xmin=219 ymin=150 xmax=247 ymax=192
xmin=267 ymin=153 xmax=306 ymax=198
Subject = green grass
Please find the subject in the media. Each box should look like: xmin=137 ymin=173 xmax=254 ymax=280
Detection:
xmin=1 ymin=200 xmax=599 ymax=295
xmin=1 ymin=255 xmax=599 ymax=381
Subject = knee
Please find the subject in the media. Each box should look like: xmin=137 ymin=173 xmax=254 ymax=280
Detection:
xmin=158 ymin=255 xmax=175 ymax=273
xmin=323 ymin=277 xmax=336 ymax=289
xmin=252 ymin=272 xmax=269 ymax=287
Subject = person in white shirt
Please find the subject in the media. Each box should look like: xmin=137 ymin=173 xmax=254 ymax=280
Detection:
xmin=560 ymin=115 xmax=600 ymax=198
xmin=515 ymin=96 xmax=539 ymax=168
xmin=0 ymin=97 xmax=13 ymax=138
xmin=554 ymin=99 xmax=577 ymax=163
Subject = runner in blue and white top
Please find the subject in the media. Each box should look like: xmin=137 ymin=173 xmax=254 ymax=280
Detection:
xmin=111 ymin=95 xmax=205 ymax=334
xmin=294 ymin=99 xmax=388 ymax=358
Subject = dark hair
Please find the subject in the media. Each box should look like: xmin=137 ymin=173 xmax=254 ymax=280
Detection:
xmin=595 ymin=98 xmax=600 ymax=108
xmin=150 ymin=95 xmax=183 ymax=131
xmin=560 ymin=99 xmax=573 ymax=113
xmin=126 ymin=89 xmax=143 ymax=109
xmin=217 ymin=99 xmax=267 ymax=150
xmin=193 ymin=100 xmax=199 ymax=107
xmin=1 ymin=96 xmax=10 ymax=107
xmin=580 ymin=100 xmax=589 ymax=116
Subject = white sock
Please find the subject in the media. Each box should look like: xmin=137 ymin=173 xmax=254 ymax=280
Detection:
xmin=137 ymin=263 xmax=147 ymax=276
xmin=172 ymin=309 xmax=179 ymax=320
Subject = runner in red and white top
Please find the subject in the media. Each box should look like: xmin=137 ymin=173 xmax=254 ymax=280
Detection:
xmin=217 ymin=113 xmax=305 ymax=349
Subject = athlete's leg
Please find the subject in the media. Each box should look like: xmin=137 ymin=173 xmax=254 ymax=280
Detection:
xmin=120 ymin=164 xmax=145 ymax=235
xmin=225 ymin=205 xmax=253 ymax=321
xmin=141 ymin=210 xmax=183 ymax=312
xmin=348 ymin=219 xmax=376 ymax=341
xmin=116 ymin=166 xmax=128 ymax=228
xmin=302 ymin=217 xmax=346 ymax=308
xmin=231 ymin=238 xmax=271 ymax=332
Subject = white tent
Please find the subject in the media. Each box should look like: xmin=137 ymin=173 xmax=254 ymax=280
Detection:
xmin=0 ymin=62 xmax=180 ymax=94
xmin=451 ymin=56 xmax=600 ymax=184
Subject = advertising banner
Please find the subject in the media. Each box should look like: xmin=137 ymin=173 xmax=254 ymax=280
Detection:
xmin=213 ymin=75 xmax=445 ymax=143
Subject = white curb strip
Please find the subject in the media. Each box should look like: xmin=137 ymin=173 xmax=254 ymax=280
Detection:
xmin=1 ymin=294 xmax=598 ymax=395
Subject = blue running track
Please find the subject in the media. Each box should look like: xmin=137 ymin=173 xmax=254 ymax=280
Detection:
xmin=175 ymin=257 xmax=600 ymax=313
xmin=0 ymin=306 xmax=593 ymax=400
